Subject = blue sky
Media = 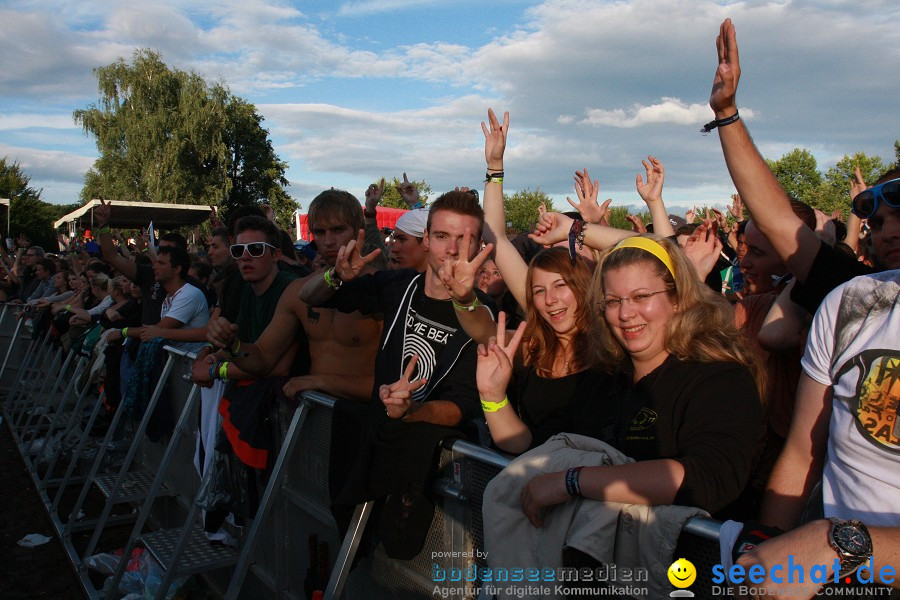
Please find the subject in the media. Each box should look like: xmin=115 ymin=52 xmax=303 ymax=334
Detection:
xmin=1 ymin=0 xmax=898 ymax=216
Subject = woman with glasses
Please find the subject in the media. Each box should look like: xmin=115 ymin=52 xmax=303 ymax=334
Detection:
xmin=482 ymin=235 xmax=767 ymax=596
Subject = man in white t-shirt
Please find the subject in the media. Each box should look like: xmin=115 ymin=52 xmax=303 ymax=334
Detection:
xmin=122 ymin=245 xmax=210 ymax=352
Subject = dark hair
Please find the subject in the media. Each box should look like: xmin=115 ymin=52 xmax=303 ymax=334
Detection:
xmin=226 ymin=205 xmax=266 ymax=238
xmin=308 ymin=189 xmax=364 ymax=232
xmin=426 ymin=190 xmax=485 ymax=240
xmin=874 ymin=167 xmax=900 ymax=185
xmin=788 ymin=199 xmax=816 ymax=230
xmin=189 ymin=256 xmax=212 ymax=282
xmin=133 ymin=253 xmax=152 ymax=267
xmin=278 ymin=229 xmax=298 ymax=261
xmin=87 ymin=259 xmax=111 ymax=275
xmin=210 ymin=226 xmax=230 ymax=244
xmin=159 ymin=232 xmax=188 ymax=251
xmin=157 ymin=245 xmax=191 ymax=279
xmin=36 ymin=258 xmax=56 ymax=275
xmin=674 ymin=224 xmax=699 ymax=238
xmin=235 ymin=215 xmax=281 ymax=247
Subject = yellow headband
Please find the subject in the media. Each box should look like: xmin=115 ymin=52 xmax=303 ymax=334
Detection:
xmin=608 ymin=236 xmax=676 ymax=279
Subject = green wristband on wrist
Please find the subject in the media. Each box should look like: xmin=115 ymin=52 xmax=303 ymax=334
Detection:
xmin=481 ymin=397 xmax=509 ymax=413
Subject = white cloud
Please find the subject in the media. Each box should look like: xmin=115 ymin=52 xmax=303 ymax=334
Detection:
xmin=337 ymin=0 xmax=443 ymax=17
xmin=580 ymin=98 xmax=756 ymax=128
xmin=0 ymin=114 xmax=78 ymax=131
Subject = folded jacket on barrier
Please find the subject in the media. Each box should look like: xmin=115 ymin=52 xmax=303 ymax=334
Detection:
xmin=483 ymin=433 xmax=707 ymax=600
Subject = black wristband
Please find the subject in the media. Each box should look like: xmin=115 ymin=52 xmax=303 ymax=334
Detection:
xmin=700 ymin=111 xmax=740 ymax=134
xmin=565 ymin=466 xmax=583 ymax=497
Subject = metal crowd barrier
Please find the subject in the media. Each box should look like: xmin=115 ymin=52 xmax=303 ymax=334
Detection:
xmin=3 ymin=324 xmax=726 ymax=600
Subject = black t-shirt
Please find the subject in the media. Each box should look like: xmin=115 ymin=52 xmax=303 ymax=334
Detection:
xmin=403 ymin=294 xmax=458 ymax=402
xmin=791 ymin=239 xmax=872 ymax=315
xmin=509 ymin=367 xmax=593 ymax=449
xmin=218 ymin=268 xmax=247 ymax=323
xmin=566 ymin=356 xmax=764 ymax=515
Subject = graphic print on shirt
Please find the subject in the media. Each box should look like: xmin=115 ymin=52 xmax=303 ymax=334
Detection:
xmin=835 ymin=349 xmax=900 ymax=454
xmin=403 ymin=303 xmax=456 ymax=402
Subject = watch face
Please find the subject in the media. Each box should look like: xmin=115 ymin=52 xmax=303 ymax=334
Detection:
xmin=835 ymin=524 xmax=870 ymax=555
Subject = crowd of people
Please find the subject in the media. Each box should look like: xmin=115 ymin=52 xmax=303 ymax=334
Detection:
xmin=1 ymin=18 xmax=896 ymax=600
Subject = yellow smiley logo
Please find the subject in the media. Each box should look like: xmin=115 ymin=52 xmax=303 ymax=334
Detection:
xmin=667 ymin=558 xmax=696 ymax=588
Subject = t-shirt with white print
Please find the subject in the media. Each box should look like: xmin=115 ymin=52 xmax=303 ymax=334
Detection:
xmin=159 ymin=282 xmax=210 ymax=352
xmin=402 ymin=294 xmax=457 ymax=403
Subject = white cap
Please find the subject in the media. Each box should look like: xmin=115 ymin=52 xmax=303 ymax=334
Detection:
xmin=394 ymin=207 xmax=429 ymax=238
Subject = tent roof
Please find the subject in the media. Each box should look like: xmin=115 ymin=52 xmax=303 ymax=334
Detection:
xmin=0 ymin=198 xmax=9 ymax=207
xmin=54 ymin=199 xmax=211 ymax=230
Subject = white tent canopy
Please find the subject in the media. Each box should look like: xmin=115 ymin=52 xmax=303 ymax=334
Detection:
xmin=53 ymin=199 xmax=211 ymax=231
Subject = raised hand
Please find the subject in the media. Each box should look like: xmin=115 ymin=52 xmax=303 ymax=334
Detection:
xmin=365 ymin=178 xmax=386 ymax=212
xmin=438 ymin=228 xmax=493 ymax=302
xmin=94 ymin=198 xmax=112 ymax=228
xmin=208 ymin=206 xmax=223 ymax=229
xmin=849 ymin=165 xmax=867 ymax=201
xmin=625 ymin=214 xmax=647 ymax=233
xmin=380 ymin=354 xmax=428 ymax=419
xmin=529 ymin=211 xmax=574 ymax=247
xmin=813 ymin=209 xmax=836 ymax=247
xmin=334 ymin=229 xmax=382 ymax=282
xmin=396 ymin=173 xmax=420 ymax=208
xmin=728 ymin=194 xmax=744 ymax=221
xmin=567 ymin=168 xmax=612 ymax=225
xmin=635 ymin=156 xmax=665 ymax=205
xmin=711 ymin=207 xmax=729 ymax=230
xmin=709 ymin=18 xmax=741 ymax=117
xmin=682 ymin=219 xmax=723 ymax=280
xmin=208 ymin=316 xmax=239 ymax=353
xmin=685 ymin=207 xmax=697 ymax=224
xmin=476 ymin=313 xmax=525 ymax=403
xmin=481 ymin=108 xmax=509 ymax=170
xmin=16 ymin=233 xmax=30 ymax=249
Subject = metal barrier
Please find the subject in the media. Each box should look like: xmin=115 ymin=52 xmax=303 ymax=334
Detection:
xmin=4 ymin=326 xmax=726 ymax=600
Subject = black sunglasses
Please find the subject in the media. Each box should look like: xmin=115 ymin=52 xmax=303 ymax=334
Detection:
xmin=851 ymin=178 xmax=900 ymax=219
xmin=230 ymin=242 xmax=277 ymax=259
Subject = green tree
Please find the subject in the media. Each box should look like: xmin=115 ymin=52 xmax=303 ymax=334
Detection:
xmin=0 ymin=157 xmax=60 ymax=249
xmin=75 ymin=49 xmax=295 ymax=227
xmin=820 ymin=152 xmax=887 ymax=214
xmin=376 ymin=177 xmax=432 ymax=209
xmin=766 ymin=149 xmax=822 ymax=204
xmin=607 ymin=206 xmax=651 ymax=231
xmin=503 ymin=188 xmax=553 ymax=234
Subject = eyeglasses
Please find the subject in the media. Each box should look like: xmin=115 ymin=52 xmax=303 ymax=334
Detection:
xmin=230 ymin=242 xmax=277 ymax=259
xmin=598 ymin=290 xmax=668 ymax=311
xmin=851 ymin=178 xmax=900 ymax=219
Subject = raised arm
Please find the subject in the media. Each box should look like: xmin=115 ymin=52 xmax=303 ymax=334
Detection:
xmin=298 ymin=230 xmax=381 ymax=306
xmin=93 ymin=199 xmax=137 ymax=282
xmin=708 ymin=19 xmax=820 ymax=282
xmin=635 ymin=156 xmax=675 ymax=237
xmin=437 ymin=228 xmax=496 ymax=345
xmin=480 ymin=109 xmax=530 ymax=309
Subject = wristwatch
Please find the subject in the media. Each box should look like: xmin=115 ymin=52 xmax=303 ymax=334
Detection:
xmin=828 ymin=518 xmax=872 ymax=578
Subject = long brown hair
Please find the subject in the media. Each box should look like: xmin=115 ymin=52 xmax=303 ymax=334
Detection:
xmin=523 ymin=248 xmax=592 ymax=377
xmin=587 ymin=235 xmax=766 ymax=399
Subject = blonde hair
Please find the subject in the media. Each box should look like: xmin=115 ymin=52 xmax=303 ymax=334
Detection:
xmin=587 ymin=234 xmax=766 ymax=399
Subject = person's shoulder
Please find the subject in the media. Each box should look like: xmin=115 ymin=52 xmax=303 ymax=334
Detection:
xmin=181 ymin=282 xmax=207 ymax=300
xmin=821 ymin=268 xmax=900 ymax=306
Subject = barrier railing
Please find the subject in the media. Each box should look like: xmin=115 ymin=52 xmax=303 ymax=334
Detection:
xmin=3 ymin=326 xmax=726 ymax=600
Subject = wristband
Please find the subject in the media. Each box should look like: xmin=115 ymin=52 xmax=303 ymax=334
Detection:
xmin=228 ymin=339 xmax=241 ymax=357
xmin=323 ymin=267 xmax=343 ymax=290
xmin=218 ymin=362 xmax=229 ymax=381
xmin=568 ymin=219 xmax=586 ymax=263
xmin=452 ymin=296 xmax=482 ymax=312
xmin=64 ymin=304 xmax=72 ymax=312
xmin=411 ymin=201 xmax=424 ymax=209
xmin=209 ymin=362 xmax=219 ymax=381
xmin=364 ymin=208 xmax=377 ymax=219
xmin=97 ymin=225 xmax=111 ymax=234
xmin=122 ymin=327 xmax=129 ymax=338
xmin=700 ymin=111 xmax=740 ymax=134
xmin=565 ymin=466 xmax=584 ymax=497
xmin=480 ymin=397 xmax=509 ymax=413
xmin=484 ymin=171 xmax=504 ymax=184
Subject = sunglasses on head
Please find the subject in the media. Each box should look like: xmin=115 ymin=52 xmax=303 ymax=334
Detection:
xmin=851 ymin=178 xmax=900 ymax=219
xmin=230 ymin=242 xmax=277 ymax=259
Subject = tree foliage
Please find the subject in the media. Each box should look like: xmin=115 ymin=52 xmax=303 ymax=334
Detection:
xmin=503 ymin=188 xmax=553 ymax=234
xmin=75 ymin=49 xmax=297 ymax=228
xmin=0 ymin=158 xmax=78 ymax=249
xmin=765 ymin=144 xmax=898 ymax=215
xmin=766 ymin=149 xmax=822 ymax=203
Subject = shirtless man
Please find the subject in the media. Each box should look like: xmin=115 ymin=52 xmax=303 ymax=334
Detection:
xmin=208 ymin=189 xmax=382 ymax=401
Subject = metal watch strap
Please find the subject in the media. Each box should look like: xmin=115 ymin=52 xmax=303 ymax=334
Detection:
xmin=828 ymin=518 xmax=872 ymax=578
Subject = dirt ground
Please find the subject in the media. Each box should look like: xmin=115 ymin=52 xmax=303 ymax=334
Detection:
xmin=0 ymin=420 xmax=87 ymax=599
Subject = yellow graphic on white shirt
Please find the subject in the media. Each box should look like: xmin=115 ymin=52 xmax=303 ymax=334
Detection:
xmin=854 ymin=353 xmax=900 ymax=452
